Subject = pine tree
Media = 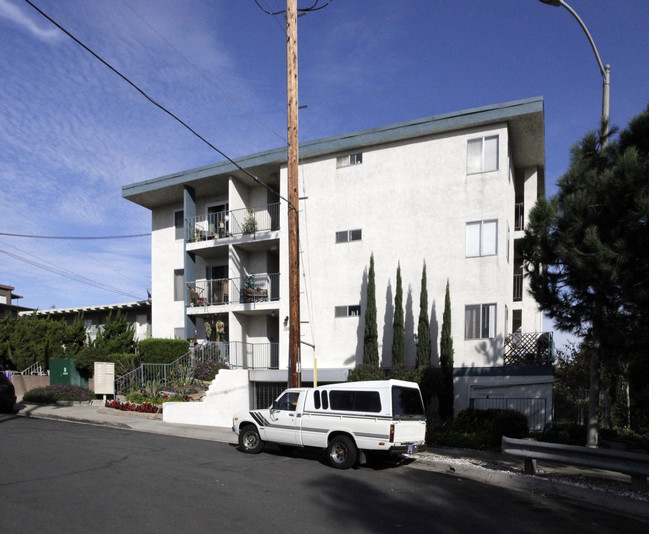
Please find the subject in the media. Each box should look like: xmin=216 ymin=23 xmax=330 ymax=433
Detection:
xmin=523 ymin=104 xmax=649 ymax=441
xmin=439 ymin=280 xmax=454 ymax=422
xmin=363 ymin=254 xmax=379 ymax=366
xmin=416 ymin=261 xmax=431 ymax=368
xmin=391 ymin=263 xmax=406 ymax=367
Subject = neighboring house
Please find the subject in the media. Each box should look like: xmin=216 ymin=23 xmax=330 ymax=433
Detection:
xmin=0 ymin=284 xmax=33 ymax=319
xmin=123 ymin=97 xmax=553 ymax=429
xmin=20 ymin=300 xmax=152 ymax=343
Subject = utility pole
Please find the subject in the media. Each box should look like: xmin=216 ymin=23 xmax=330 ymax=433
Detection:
xmin=287 ymin=0 xmax=301 ymax=388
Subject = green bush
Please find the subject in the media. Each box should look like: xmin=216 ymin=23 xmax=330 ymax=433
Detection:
xmin=107 ymin=353 xmax=140 ymax=376
xmin=73 ymin=346 xmax=108 ymax=378
xmin=138 ymin=338 xmax=189 ymax=364
xmin=347 ymin=364 xmax=386 ymax=382
xmin=23 ymin=385 xmax=94 ymax=404
xmin=453 ymin=408 xmax=528 ymax=448
xmin=388 ymin=365 xmax=420 ymax=382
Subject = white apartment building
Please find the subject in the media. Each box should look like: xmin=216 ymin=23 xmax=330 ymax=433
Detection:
xmin=123 ymin=97 xmax=554 ymax=429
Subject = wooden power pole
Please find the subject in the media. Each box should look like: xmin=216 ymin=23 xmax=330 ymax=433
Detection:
xmin=287 ymin=0 xmax=301 ymax=389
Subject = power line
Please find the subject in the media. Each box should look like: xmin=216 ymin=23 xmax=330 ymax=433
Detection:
xmin=22 ymin=0 xmax=292 ymax=209
xmin=120 ymin=0 xmax=287 ymax=144
xmin=254 ymin=0 xmax=332 ymax=15
xmin=0 ymin=247 xmax=143 ymax=300
xmin=0 ymin=232 xmax=150 ymax=240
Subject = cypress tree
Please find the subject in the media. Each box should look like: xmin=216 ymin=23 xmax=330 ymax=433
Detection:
xmin=392 ymin=263 xmax=406 ymax=367
xmin=363 ymin=253 xmax=379 ymax=366
xmin=439 ymin=280 xmax=455 ymax=422
xmin=416 ymin=261 xmax=431 ymax=368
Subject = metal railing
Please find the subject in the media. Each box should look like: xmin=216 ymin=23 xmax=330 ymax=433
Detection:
xmin=514 ymin=202 xmax=524 ymax=231
xmin=185 ymin=203 xmax=280 ymax=243
xmin=114 ymin=341 xmax=278 ymax=393
xmin=114 ymin=344 xmax=227 ymax=395
xmin=502 ymin=436 xmax=649 ymax=491
xmin=21 ymin=362 xmax=46 ymax=376
xmin=504 ymin=332 xmax=554 ymax=367
xmin=187 ymin=273 xmax=280 ymax=307
xmin=513 ymin=272 xmax=523 ymax=301
xmin=471 ymin=397 xmax=548 ymax=432
xmin=229 ymin=203 xmax=280 ymax=236
xmin=229 ymin=341 xmax=279 ymax=370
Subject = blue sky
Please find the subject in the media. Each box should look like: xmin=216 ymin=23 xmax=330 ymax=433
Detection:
xmin=1 ymin=0 xmax=647 ymax=346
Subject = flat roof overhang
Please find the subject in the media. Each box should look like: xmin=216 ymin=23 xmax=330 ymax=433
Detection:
xmin=123 ymin=97 xmax=545 ymax=210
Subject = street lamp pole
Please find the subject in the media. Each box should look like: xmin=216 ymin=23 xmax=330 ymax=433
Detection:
xmin=539 ymin=0 xmax=610 ymax=143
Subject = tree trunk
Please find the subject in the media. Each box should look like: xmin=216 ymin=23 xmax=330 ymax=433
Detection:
xmin=587 ymin=345 xmax=600 ymax=447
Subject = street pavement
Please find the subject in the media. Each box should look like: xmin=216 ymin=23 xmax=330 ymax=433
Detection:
xmin=8 ymin=400 xmax=648 ymax=522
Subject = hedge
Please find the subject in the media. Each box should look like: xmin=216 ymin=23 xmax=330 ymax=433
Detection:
xmin=138 ymin=339 xmax=189 ymax=364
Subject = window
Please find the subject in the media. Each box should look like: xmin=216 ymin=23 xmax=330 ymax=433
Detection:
xmin=466 ymin=220 xmax=497 ymax=257
xmin=465 ymin=303 xmax=497 ymax=339
xmin=174 ymin=269 xmax=184 ymax=302
xmin=274 ymin=391 xmax=300 ymax=411
xmin=336 ymin=152 xmax=362 ymax=168
xmin=174 ymin=210 xmax=184 ymax=240
xmin=391 ymin=386 xmax=425 ymax=418
xmin=335 ymin=305 xmax=361 ymax=317
xmin=329 ymin=390 xmax=381 ymax=413
xmin=467 ymin=135 xmax=498 ymax=174
xmin=336 ymin=229 xmax=362 ymax=243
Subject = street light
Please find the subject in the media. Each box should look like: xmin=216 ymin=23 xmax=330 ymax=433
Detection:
xmin=538 ymin=0 xmax=610 ymax=143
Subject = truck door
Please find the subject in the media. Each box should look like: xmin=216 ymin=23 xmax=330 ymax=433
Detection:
xmin=265 ymin=391 xmax=302 ymax=445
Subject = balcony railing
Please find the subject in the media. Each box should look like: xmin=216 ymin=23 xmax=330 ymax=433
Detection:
xmin=187 ymin=273 xmax=280 ymax=307
xmin=515 ymin=202 xmax=524 ymax=231
xmin=229 ymin=341 xmax=279 ymax=369
xmin=504 ymin=332 xmax=554 ymax=367
xmin=513 ymin=272 xmax=524 ymax=301
xmin=186 ymin=203 xmax=280 ymax=243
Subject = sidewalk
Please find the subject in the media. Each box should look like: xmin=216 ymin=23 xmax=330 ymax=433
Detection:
xmin=9 ymin=401 xmax=649 ymax=521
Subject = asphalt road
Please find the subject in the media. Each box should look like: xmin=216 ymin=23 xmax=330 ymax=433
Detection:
xmin=0 ymin=416 xmax=646 ymax=533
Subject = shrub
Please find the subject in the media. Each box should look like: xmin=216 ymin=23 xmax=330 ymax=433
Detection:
xmin=453 ymin=408 xmax=528 ymax=448
xmin=73 ymin=346 xmax=108 ymax=379
xmin=388 ymin=365 xmax=419 ymax=382
xmin=107 ymin=353 xmax=140 ymax=376
xmin=193 ymin=360 xmax=228 ymax=382
xmin=347 ymin=364 xmax=386 ymax=382
xmin=23 ymin=385 xmax=94 ymax=404
xmin=138 ymin=338 xmax=189 ymax=364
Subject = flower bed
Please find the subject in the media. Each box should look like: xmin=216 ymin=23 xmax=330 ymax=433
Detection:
xmin=105 ymin=399 xmax=162 ymax=414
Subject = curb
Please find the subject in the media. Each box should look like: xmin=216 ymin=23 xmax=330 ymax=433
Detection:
xmin=411 ymin=453 xmax=649 ymax=521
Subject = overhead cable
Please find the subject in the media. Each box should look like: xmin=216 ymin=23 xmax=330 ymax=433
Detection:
xmin=0 ymin=232 xmax=150 ymax=240
xmin=23 ymin=0 xmax=292 ymax=208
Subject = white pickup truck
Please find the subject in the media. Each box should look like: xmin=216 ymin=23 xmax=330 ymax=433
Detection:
xmin=232 ymin=379 xmax=427 ymax=469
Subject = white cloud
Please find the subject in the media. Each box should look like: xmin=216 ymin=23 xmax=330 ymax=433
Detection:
xmin=0 ymin=0 xmax=61 ymax=42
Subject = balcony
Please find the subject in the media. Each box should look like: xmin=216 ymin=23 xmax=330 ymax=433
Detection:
xmin=187 ymin=273 xmax=280 ymax=308
xmin=514 ymin=202 xmax=524 ymax=231
xmin=504 ymin=332 xmax=554 ymax=367
xmin=196 ymin=341 xmax=279 ymax=369
xmin=186 ymin=203 xmax=280 ymax=243
xmin=513 ymin=272 xmax=523 ymax=301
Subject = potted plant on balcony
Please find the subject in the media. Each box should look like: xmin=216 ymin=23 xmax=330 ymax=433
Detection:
xmin=242 ymin=210 xmax=258 ymax=235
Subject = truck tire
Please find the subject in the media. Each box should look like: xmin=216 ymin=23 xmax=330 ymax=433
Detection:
xmin=239 ymin=425 xmax=264 ymax=454
xmin=327 ymin=435 xmax=357 ymax=469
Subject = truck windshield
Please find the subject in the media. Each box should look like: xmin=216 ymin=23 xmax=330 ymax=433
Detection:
xmin=391 ymin=386 xmax=425 ymax=419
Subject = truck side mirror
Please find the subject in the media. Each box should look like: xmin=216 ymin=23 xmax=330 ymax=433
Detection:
xmin=271 ymin=400 xmax=279 ymax=411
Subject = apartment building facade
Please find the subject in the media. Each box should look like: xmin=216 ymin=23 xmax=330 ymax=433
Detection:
xmin=123 ymin=97 xmax=553 ymax=428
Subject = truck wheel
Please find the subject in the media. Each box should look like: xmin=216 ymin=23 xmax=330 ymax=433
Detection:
xmin=239 ymin=425 xmax=264 ymax=454
xmin=327 ymin=435 xmax=357 ymax=469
